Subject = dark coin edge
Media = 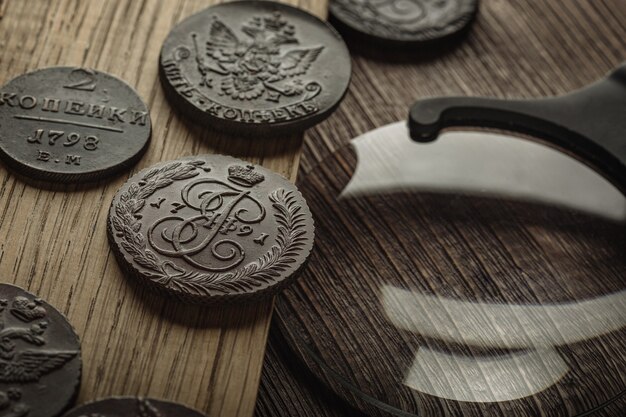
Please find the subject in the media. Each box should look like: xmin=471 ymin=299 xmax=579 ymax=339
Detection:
xmin=158 ymin=1 xmax=352 ymax=136
xmin=0 ymin=283 xmax=83 ymax=417
xmin=61 ymin=397 xmax=207 ymax=417
xmin=107 ymin=155 xmax=315 ymax=305
xmin=0 ymin=66 xmax=152 ymax=183
xmin=329 ymin=0 xmax=479 ymax=47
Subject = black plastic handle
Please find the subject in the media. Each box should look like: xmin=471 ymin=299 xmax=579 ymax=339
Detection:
xmin=408 ymin=64 xmax=626 ymax=189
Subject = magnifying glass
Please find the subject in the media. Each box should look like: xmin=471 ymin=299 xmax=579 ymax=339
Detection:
xmin=276 ymin=65 xmax=626 ymax=417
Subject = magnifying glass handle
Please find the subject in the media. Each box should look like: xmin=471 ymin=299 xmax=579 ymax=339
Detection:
xmin=408 ymin=63 xmax=626 ymax=188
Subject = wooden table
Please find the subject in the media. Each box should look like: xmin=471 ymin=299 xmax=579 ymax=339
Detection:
xmin=0 ymin=1 xmax=326 ymax=417
xmin=255 ymin=1 xmax=626 ymax=416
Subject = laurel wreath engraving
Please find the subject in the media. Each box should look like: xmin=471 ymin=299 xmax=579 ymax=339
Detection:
xmin=111 ymin=160 xmax=308 ymax=295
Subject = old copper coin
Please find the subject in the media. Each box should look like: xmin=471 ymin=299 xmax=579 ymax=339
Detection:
xmin=0 ymin=283 xmax=82 ymax=417
xmin=107 ymin=155 xmax=315 ymax=303
xmin=62 ymin=398 xmax=206 ymax=417
xmin=0 ymin=67 xmax=151 ymax=183
xmin=159 ymin=1 xmax=351 ymax=135
xmin=329 ymin=0 xmax=479 ymax=46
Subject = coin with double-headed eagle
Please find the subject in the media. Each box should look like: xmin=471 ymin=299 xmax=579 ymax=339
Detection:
xmin=159 ymin=1 xmax=351 ymax=135
xmin=107 ymin=155 xmax=315 ymax=303
xmin=62 ymin=398 xmax=206 ymax=417
xmin=0 ymin=283 xmax=82 ymax=417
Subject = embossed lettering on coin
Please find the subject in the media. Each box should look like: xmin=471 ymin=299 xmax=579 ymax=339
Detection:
xmin=0 ymin=67 xmax=151 ymax=183
xmin=330 ymin=0 xmax=479 ymax=45
xmin=0 ymin=284 xmax=81 ymax=417
xmin=62 ymin=397 xmax=207 ymax=417
xmin=159 ymin=1 xmax=351 ymax=135
xmin=107 ymin=155 xmax=314 ymax=303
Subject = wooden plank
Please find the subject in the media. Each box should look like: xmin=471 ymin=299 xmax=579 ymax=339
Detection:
xmin=0 ymin=1 xmax=327 ymax=417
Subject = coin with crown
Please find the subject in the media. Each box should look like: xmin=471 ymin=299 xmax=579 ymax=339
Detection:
xmin=107 ymin=154 xmax=315 ymax=304
xmin=10 ymin=296 xmax=47 ymax=322
xmin=0 ymin=283 xmax=82 ymax=417
xmin=228 ymin=164 xmax=265 ymax=187
xmin=159 ymin=1 xmax=351 ymax=135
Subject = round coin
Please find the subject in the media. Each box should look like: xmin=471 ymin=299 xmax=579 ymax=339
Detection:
xmin=0 ymin=283 xmax=82 ymax=417
xmin=329 ymin=0 xmax=479 ymax=47
xmin=159 ymin=1 xmax=351 ymax=135
xmin=62 ymin=398 xmax=206 ymax=417
xmin=0 ymin=67 xmax=151 ymax=183
xmin=107 ymin=155 xmax=315 ymax=303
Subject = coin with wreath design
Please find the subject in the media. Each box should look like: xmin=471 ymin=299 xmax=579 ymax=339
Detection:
xmin=159 ymin=1 xmax=351 ymax=135
xmin=107 ymin=155 xmax=315 ymax=303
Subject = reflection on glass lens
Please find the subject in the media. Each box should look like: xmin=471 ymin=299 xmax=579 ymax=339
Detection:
xmin=277 ymin=122 xmax=626 ymax=417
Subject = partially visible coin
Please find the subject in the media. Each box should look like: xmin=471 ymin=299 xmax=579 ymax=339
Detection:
xmin=107 ymin=154 xmax=315 ymax=304
xmin=159 ymin=1 xmax=351 ymax=135
xmin=0 ymin=283 xmax=82 ymax=417
xmin=329 ymin=0 xmax=479 ymax=47
xmin=62 ymin=398 xmax=207 ymax=417
xmin=0 ymin=67 xmax=151 ymax=183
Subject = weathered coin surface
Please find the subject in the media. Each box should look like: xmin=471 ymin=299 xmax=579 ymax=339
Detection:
xmin=159 ymin=1 xmax=351 ymax=135
xmin=329 ymin=0 xmax=479 ymax=46
xmin=62 ymin=398 xmax=207 ymax=417
xmin=107 ymin=155 xmax=314 ymax=303
xmin=0 ymin=67 xmax=151 ymax=183
xmin=0 ymin=283 xmax=82 ymax=417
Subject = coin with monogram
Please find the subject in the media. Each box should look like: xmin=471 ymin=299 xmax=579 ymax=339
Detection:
xmin=0 ymin=67 xmax=151 ymax=183
xmin=107 ymin=155 xmax=315 ymax=303
xmin=62 ymin=398 xmax=207 ymax=417
xmin=0 ymin=283 xmax=82 ymax=417
xmin=329 ymin=0 xmax=479 ymax=46
xmin=159 ymin=1 xmax=351 ymax=135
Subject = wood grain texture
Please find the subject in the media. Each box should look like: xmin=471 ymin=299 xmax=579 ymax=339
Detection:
xmin=256 ymin=1 xmax=626 ymax=416
xmin=257 ymin=326 xmax=626 ymax=417
xmin=0 ymin=1 xmax=327 ymax=417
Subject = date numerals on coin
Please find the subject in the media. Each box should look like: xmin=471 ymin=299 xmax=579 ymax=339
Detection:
xmin=27 ymin=128 xmax=99 ymax=150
